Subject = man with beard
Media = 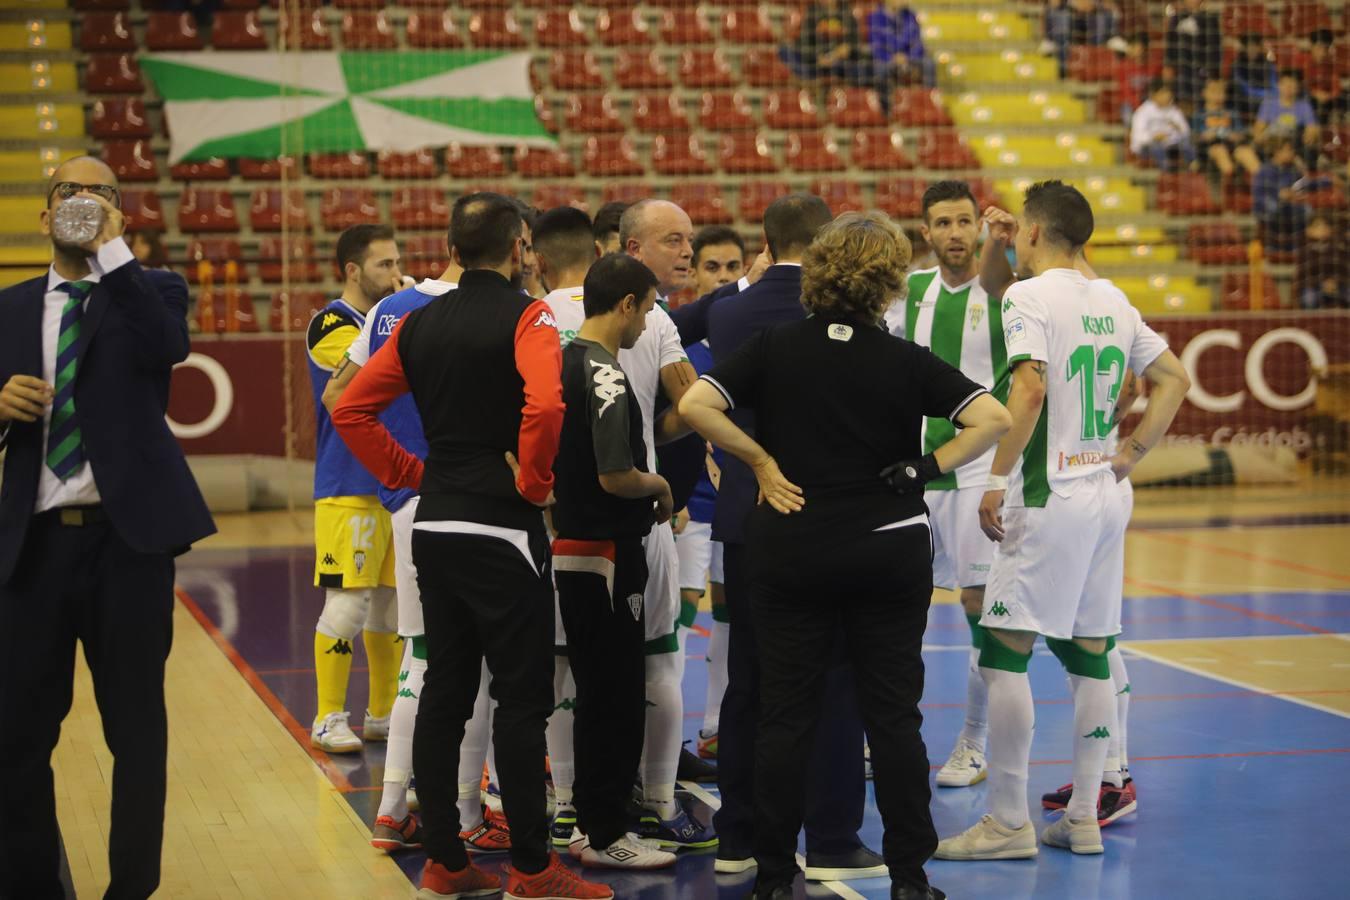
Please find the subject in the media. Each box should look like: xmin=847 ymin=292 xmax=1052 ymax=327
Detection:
xmin=884 ymin=181 xmax=1005 ymax=791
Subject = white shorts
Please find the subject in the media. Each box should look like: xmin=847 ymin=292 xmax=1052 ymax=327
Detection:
xmin=709 ymin=540 xmax=724 ymax=584
xmin=390 ymin=496 xmax=423 ymax=637
xmin=926 ymin=486 xmax=995 ymax=590
xmin=675 ymin=520 xmax=713 ymax=593
xmin=644 ymin=520 xmax=680 ymax=648
xmin=982 ymin=474 xmax=1128 ymax=640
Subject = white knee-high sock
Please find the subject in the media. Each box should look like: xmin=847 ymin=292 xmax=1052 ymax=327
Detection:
xmin=457 ymin=661 xmax=492 ymax=830
xmin=1067 ymin=673 xmax=1116 ymax=822
xmin=642 ymin=651 xmax=683 ymax=818
xmin=958 ymin=645 xmax=989 ymax=751
xmin=377 ymin=640 xmax=423 ymax=820
xmin=546 ymin=656 xmax=576 ymax=805
xmin=701 ymin=620 xmax=730 ymax=736
xmin=1107 ymin=646 xmax=1131 ymax=781
xmin=982 ymin=666 xmax=1035 ymax=829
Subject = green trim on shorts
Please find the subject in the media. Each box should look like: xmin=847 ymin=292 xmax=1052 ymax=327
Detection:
xmin=966 ymin=612 xmax=985 ymax=650
xmin=410 ymin=635 xmax=428 ymax=661
xmin=678 ymin=597 xmax=699 ymax=629
xmin=978 ymin=635 xmax=1032 ymax=673
xmin=1105 ymin=635 xmax=1117 ymax=652
xmin=1046 ymin=637 xmax=1110 ymax=679
xmin=644 ymin=632 xmax=680 ymax=655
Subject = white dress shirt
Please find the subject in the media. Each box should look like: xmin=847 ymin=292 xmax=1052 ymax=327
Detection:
xmin=33 ymin=237 xmax=135 ymax=513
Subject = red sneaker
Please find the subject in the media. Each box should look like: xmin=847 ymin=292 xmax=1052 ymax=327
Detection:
xmin=1098 ymin=779 xmax=1137 ymax=827
xmin=416 ymin=859 xmax=501 ymax=899
xmin=370 ymin=813 xmax=422 ymax=852
xmin=461 ymin=817 xmax=512 ymax=853
xmin=504 ymin=852 xmax=614 ymax=900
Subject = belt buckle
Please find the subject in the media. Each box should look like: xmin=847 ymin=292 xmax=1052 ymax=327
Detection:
xmin=59 ymin=508 xmax=84 ymax=527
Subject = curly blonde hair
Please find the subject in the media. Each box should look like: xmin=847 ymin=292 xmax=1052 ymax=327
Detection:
xmin=800 ymin=211 xmax=912 ymax=325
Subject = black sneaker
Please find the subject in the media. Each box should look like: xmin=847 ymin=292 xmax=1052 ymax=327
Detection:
xmin=1040 ymin=781 xmax=1074 ymax=810
xmin=676 ymin=742 xmax=718 ymax=783
xmin=803 ymin=845 xmax=887 ymax=881
xmin=751 ymin=882 xmax=795 ymax=900
xmin=892 ymin=884 xmax=946 ymax=900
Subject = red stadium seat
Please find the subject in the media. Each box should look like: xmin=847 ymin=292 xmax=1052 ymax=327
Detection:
xmin=213 ymin=11 xmax=268 ymax=49
xmin=1095 ymin=86 xmax=1123 ymax=123
xmin=720 ymin=132 xmax=778 ymax=174
xmin=469 ymin=11 xmax=526 ymax=48
xmin=1221 ymin=178 xmax=1253 ymax=213
xmin=178 ymin=188 xmax=240 ymax=233
xmin=1222 ymin=3 xmax=1275 ymax=36
xmin=1270 ymin=41 xmax=1309 ymax=70
xmin=812 ymin=179 xmax=865 ymax=213
xmin=1306 ymin=179 xmax=1348 ymax=210
xmin=653 ymin=134 xmax=712 ymax=175
xmin=378 ymin=149 xmax=440 ymax=178
xmin=270 ymin=291 xmax=328 ymax=333
xmin=1157 ymin=172 xmax=1220 ymax=215
xmin=279 ymin=8 xmax=333 ymax=49
xmin=1323 ymin=126 xmax=1350 ymax=164
xmin=342 ymin=11 xmax=397 ymax=49
xmin=721 ymin=8 xmax=775 ymax=44
xmin=633 ymin=93 xmax=689 ymax=132
xmin=875 ymin=179 xmax=925 ymax=219
xmin=185 ymin=239 xmax=244 ymax=284
xmin=566 ymin=94 xmax=625 ymax=132
xmin=828 ymin=87 xmax=886 ymax=128
xmin=321 ymin=187 xmax=380 ymax=231
xmin=850 ymin=129 xmax=915 ymax=170
xmin=530 ymin=183 xmax=586 ymax=211
xmin=258 ymin=236 xmax=322 ymax=283
xmin=406 ymin=10 xmax=463 ymax=48
xmin=146 ymin=11 xmax=203 ymax=50
xmin=1280 ymin=2 xmax=1335 ymax=36
xmin=534 ymin=9 xmax=586 ymax=47
xmin=333 ymin=0 xmax=386 ymax=8
xmin=601 ymin=183 xmax=649 ymax=206
xmin=446 ymin=143 xmax=508 ymax=178
xmin=738 ymin=181 xmax=790 ymax=222
xmin=516 ymin=145 xmax=576 ymax=178
xmin=90 ymin=98 xmax=151 ymax=139
xmin=79 ymin=13 xmax=135 ymax=51
xmin=74 ymin=0 xmax=130 ymax=8
xmin=239 ymin=156 xmax=298 ymax=180
xmin=615 ymin=50 xmax=673 ymax=89
xmin=786 ymin=131 xmax=845 ymax=172
xmin=250 ymin=188 xmax=310 ymax=231
xmin=392 ymin=187 xmax=451 ymax=230
xmin=120 ymin=190 xmax=165 ymax=232
xmin=309 ymin=152 xmax=371 ymax=179
xmin=661 ymin=8 xmax=714 ymax=44
xmin=892 ymin=88 xmax=953 ymax=127
xmin=584 ymin=135 xmax=644 ymax=177
xmin=1068 ymin=45 xmax=1118 ymax=82
xmin=1219 ymin=272 xmax=1279 ymax=310
xmin=765 ymin=89 xmax=821 ymax=129
xmin=401 ymin=235 xmax=446 ymax=282
xmin=699 ymin=91 xmax=756 ymax=130
xmin=670 ymin=182 xmax=732 ymax=225
xmin=169 ymin=156 xmax=231 ymax=181
xmin=102 ymin=139 xmax=159 ymax=181
xmin=550 ymin=51 xmax=604 ymax=89
xmin=1187 ymin=223 xmax=1248 ymax=264
xmin=535 ymin=95 xmax=559 ymax=134
xmin=85 ymin=53 xmax=144 ymax=93
xmin=597 ymin=7 xmax=652 ymax=46
xmin=968 ymin=177 xmax=1002 ymax=211
xmin=679 ymin=49 xmax=737 ymax=88
xmin=917 ymin=130 xmax=979 ymax=169
xmin=742 ymin=48 xmax=794 ymax=86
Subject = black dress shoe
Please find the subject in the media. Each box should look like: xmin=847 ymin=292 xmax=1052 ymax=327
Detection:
xmin=892 ymin=883 xmax=946 ymax=900
xmin=677 ymin=743 xmax=719 ymax=782
xmin=803 ymin=845 xmax=887 ymax=881
xmin=750 ymin=880 xmax=796 ymax=899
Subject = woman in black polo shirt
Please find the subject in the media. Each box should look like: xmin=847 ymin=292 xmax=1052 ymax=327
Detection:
xmin=678 ymin=211 xmax=1011 ymax=900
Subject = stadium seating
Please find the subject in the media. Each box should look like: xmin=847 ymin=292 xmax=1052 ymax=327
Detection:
xmin=1187 ymin=223 xmax=1249 ymax=265
xmin=1280 ymin=2 xmax=1335 ymax=36
xmin=185 ymin=239 xmax=245 ymax=284
xmin=1220 ymin=272 xmax=1280 ymax=310
xmin=566 ymin=94 xmax=625 ymax=133
xmin=633 ymin=93 xmax=689 ymax=132
xmin=213 ymin=11 xmax=269 ymax=50
xmin=120 ymin=189 xmax=164 ymax=232
xmin=169 ymin=156 xmax=231 ymax=181
xmin=671 ymin=182 xmax=732 ymax=225
xmin=377 ymin=149 xmax=440 ymax=179
xmin=1156 ymin=173 xmax=1221 ymax=216
xmin=741 ymin=48 xmax=793 ymax=87
xmin=146 ymin=11 xmax=203 ymax=50
xmin=597 ymin=8 xmax=652 ymax=46
xmin=401 ymin=234 xmax=446 ymax=282
xmin=392 ymin=186 xmax=450 ymax=230
xmin=738 ymin=181 xmax=790 ymax=222
xmin=652 ymin=134 xmax=712 ymax=175
xmin=342 ymin=12 xmax=398 ymax=50
xmin=786 ymin=131 xmax=845 ymax=172
xmin=90 ymin=99 xmax=152 ymax=139
xmin=278 ymin=8 xmax=332 ymax=49
xmin=812 ymin=179 xmax=866 ymax=214
xmin=469 ymin=11 xmax=527 ymax=49
xmin=615 ymin=50 xmax=673 ymax=89
xmin=515 ymin=144 xmax=576 ymax=178
xmin=850 ymin=129 xmax=915 ymax=171
xmin=661 ymin=9 xmax=714 ymax=44
xmin=405 ymin=10 xmax=463 ymax=48
xmin=85 ymin=53 xmax=144 ymax=93
xmin=721 ymin=8 xmax=775 ymax=44
xmin=250 ymin=188 xmax=310 ymax=231
xmin=917 ymin=131 xmax=980 ymax=169
xmin=239 ymin=157 xmax=298 ymax=180
xmin=719 ymin=132 xmax=778 ymax=174
xmin=178 ymin=188 xmax=240 ymax=233
xmin=321 ymin=187 xmax=380 ymax=231
xmin=530 ymin=183 xmax=585 ymax=211
xmin=1222 ymin=2 xmax=1276 ymax=37
xmin=828 ymin=87 xmax=887 ymax=128
xmin=270 ymin=290 xmax=328 ymax=333
xmin=679 ymin=49 xmax=737 ymax=88
xmin=583 ymin=135 xmax=644 ymax=177
xmin=550 ymin=51 xmax=604 ymax=90
xmin=446 ymin=144 xmax=508 ymax=178
xmin=892 ymin=88 xmax=954 ymax=127
xmin=309 ymin=152 xmax=371 ymax=179
xmin=875 ymin=179 xmax=926 ymax=220
xmin=699 ymin=91 xmax=757 ymax=130
xmin=258 ymin=236 xmax=323 ymax=283
xmin=764 ymin=89 xmax=821 ymax=129
xmin=102 ymin=139 xmax=158 ymax=181
xmin=79 ymin=13 xmax=135 ymax=51
xmin=535 ymin=9 xmax=586 ymax=48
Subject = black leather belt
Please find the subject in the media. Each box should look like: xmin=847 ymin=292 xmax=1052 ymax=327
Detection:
xmin=40 ymin=505 xmax=106 ymax=527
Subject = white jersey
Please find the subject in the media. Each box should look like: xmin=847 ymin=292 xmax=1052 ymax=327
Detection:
xmin=543 ymin=286 xmax=686 ymax=472
xmin=887 ymin=267 xmax=1007 ymax=490
xmin=345 ymin=279 xmax=457 ymax=367
xmin=1001 ymin=268 xmax=1167 ymax=507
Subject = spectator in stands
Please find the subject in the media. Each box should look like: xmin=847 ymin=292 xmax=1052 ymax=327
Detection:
xmin=1115 ymin=32 xmax=1157 ymax=126
xmin=1130 ymin=79 xmax=1195 ymax=170
xmin=868 ymin=0 xmax=936 ymax=98
xmin=1253 ymin=138 xmax=1313 ymax=252
xmin=130 ymin=229 xmax=167 ymax=269
xmin=1042 ymin=0 xmax=1119 ymax=77
xmin=1230 ymin=34 xmax=1278 ymax=124
xmin=691 ymin=226 xmax=746 ymax=298
xmin=1162 ymin=0 xmax=1222 ymax=108
xmin=1305 ymin=30 xmax=1345 ymax=125
xmin=1295 ymin=214 xmax=1350 ymax=309
xmin=593 ymin=201 xmax=629 ymax=256
xmin=782 ymin=0 xmax=868 ymax=84
xmin=1255 ymin=70 xmax=1321 ymax=169
xmin=1194 ymin=78 xmax=1262 ymax=179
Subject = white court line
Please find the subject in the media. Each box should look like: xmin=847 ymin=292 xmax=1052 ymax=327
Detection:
xmin=1126 ymin=632 xmax=1347 ymax=644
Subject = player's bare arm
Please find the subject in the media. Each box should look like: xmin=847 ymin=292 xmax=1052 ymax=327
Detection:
xmin=978 ymin=207 xmax=1018 ymax=299
xmin=979 ymin=359 xmax=1047 ymax=542
xmin=321 ymin=356 xmax=362 ymax=417
xmin=1110 ymin=350 xmax=1190 ymax=482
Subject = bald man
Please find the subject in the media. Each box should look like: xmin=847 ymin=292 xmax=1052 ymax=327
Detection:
xmin=0 ymin=156 xmax=214 ymax=898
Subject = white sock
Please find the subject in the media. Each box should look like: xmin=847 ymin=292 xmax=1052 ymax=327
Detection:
xmin=1067 ymin=673 xmax=1116 ymax=822
xmin=982 ymin=666 xmax=1035 ymax=830
xmin=457 ymin=662 xmax=492 ymax=830
xmin=545 ymin=657 xmax=576 ymax=803
xmin=376 ymin=641 xmax=422 ymax=820
xmin=958 ymin=645 xmax=989 ymax=751
xmin=1108 ymin=646 xmax=1131 ymax=777
xmin=702 ymin=620 xmax=730 ymax=736
xmin=642 ymin=651 xmax=682 ymax=806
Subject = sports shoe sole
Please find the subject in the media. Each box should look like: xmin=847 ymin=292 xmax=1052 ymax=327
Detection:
xmin=647 ymin=834 xmax=719 ymax=851
xmin=311 ymin=738 xmax=362 ymax=753
xmin=1099 ymin=798 xmax=1137 ymax=827
xmin=936 ymin=768 xmax=988 ymax=788
xmin=371 ymin=836 xmax=420 ymax=852
xmin=714 ymin=857 xmax=757 ymax=874
xmin=416 ymin=888 xmax=500 ymax=899
xmin=933 ymin=846 xmax=1038 ymax=861
xmin=804 ymin=863 xmax=889 ymax=881
xmin=506 ymin=892 xmax=614 ymax=900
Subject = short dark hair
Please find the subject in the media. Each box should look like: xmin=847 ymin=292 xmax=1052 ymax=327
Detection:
xmin=763 ymin=193 xmax=833 ymax=260
xmin=1128 ymin=31 xmax=1149 ymax=49
xmin=511 ymin=197 xmax=540 ymax=230
xmin=450 ymin=192 xmax=522 ymax=268
xmin=335 ymin=224 xmax=395 ymax=273
xmin=922 ymin=180 xmax=979 ymax=221
xmin=692 ymin=225 xmax=745 ymax=264
xmin=592 ymin=201 xmax=630 ymax=242
xmin=1311 ymin=29 xmax=1334 ymax=46
xmin=533 ymin=206 xmax=596 ymax=274
xmin=582 ymin=253 xmax=658 ymax=318
xmin=1278 ymin=68 xmax=1303 ymax=83
xmin=1022 ymin=180 xmax=1094 ymax=251
xmin=1149 ymin=77 xmax=1171 ymax=95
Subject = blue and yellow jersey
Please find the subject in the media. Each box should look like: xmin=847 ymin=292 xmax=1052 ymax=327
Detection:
xmin=307 ymin=299 xmax=380 ymax=500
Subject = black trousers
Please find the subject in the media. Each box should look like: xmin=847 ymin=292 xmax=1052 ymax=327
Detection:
xmin=0 ymin=512 xmax=175 ymax=900
xmin=411 ymin=527 xmax=554 ymax=874
xmin=555 ymin=537 xmax=648 ymax=851
xmin=714 ymin=541 xmax=866 ymax=858
xmin=750 ymin=524 xmax=937 ymax=891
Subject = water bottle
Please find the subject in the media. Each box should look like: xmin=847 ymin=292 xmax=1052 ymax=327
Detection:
xmin=51 ymin=196 xmax=104 ymax=247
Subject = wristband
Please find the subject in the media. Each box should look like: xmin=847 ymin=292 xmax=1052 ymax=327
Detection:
xmin=986 ymin=474 xmax=1009 ymax=491
xmin=880 ymin=452 xmax=942 ymax=495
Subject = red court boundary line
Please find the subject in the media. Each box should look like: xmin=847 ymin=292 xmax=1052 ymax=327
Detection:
xmin=1124 ymin=576 xmax=1332 ymax=635
xmin=176 ymin=587 xmax=356 ymax=792
xmin=1134 ymin=529 xmax=1350 ymax=586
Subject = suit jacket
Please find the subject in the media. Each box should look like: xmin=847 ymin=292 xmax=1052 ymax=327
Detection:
xmin=671 ymin=266 xmax=805 ymax=544
xmin=0 ymin=261 xmax=216 ymax=584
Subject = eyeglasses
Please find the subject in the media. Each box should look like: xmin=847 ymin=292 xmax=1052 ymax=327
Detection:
xmin=48 ymin=181 xmax=120 ymax=206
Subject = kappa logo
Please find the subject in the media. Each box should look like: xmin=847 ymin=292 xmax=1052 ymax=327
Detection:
xmin=321 ymin=312 xmax=342 ymax=330
xmin=396 ymin=687 xmax=419 ymax=700
xmin=555 ymin=697 xmax=578 ymax=713
xmin=988 ymin=601 xmax=1011 ymax=616
xmin=376 ymin=313 xmax=399 ymax=336
xmin=354 ymin=550 xmax=366 ymax=573
xmin=589 ymin=360 xmax=627 ymax=418
xmin=326 ymin=638 xmax=354 ymax=656
xmin=534 ymin=309 xmax=558 ymax=329
xmin=1083 ymin=726 xmax=1111 ymax=740
xmin=321 ymin=553 xmax=338 ymax=567
xmin=828 ymin=323 xmax=854 ymax=342
xmin=1002 ymin=297 xmax=1016 ymax=313
xmin=627 ymin=592 xmax=643 ymax=621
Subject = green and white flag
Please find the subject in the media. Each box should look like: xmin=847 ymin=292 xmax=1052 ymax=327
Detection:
xmin=141 ymin=51 xmax=554 ymax=164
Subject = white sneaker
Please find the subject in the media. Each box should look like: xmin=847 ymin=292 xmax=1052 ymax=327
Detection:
xmin=311 ymin=711 xmax=363 ymax=753
xmin=936 ymin=742 xmax=987 ymax=788
xmin=579 ymin=833 xmax=677 ymax=870
xmin=406 ymin=776 xmax=419 ymax=812
xmin=363 ymin=710 xmax=390 ymax=742
xmin=934 ymin=815 xmax=1038 ymax=860
xmin=1042 ymin=812 xmax=1104 ymax=855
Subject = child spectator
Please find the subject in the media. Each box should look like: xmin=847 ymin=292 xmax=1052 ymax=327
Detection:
xmin=1255 ymin=70 xmax=1322 ymax=168
xmin=868 ymin=1 xmax=936 ymax=93
xmin=1130 ymin=79 xmax=1195 ymax=170
xmin=1116 ymin=31 xmax=1157 ymax=125
xmin=1230 ymin=33 xmax=1278 ymax=123
xmin=1163 ymin=0 xmax=1222 ymax=108
xmin=1193 ymin=78 xmax=1262 ymax=178
xmin=1305 ymin=30 xmax=1345 ymax=125
xmin=1253 ymin=139 xmax=1312 ymax=252
xmin=1295 ymin=214 xmax=1350 ymax=309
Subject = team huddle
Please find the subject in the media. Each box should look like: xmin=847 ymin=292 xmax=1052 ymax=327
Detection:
xmin=294 ymin=179 xmax=1187 ymax=900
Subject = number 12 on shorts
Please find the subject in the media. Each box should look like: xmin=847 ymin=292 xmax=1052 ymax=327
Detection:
xmin=1067 ymin=344 xmax=1125 ymax=440
xmin=348 ymin=514 xmax=376 ymax=551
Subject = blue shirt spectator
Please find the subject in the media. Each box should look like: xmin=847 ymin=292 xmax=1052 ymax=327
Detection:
xmin=869 ymin=2 xmax=924 ymax=68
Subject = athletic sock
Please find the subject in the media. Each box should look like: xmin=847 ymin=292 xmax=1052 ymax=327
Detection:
xmin=458 ymin=662 xmax=493 ymax=831
xmin=378 ymin=639 xmax=424 ymax=819
xmin=1068 ymin=673 xmax=1117 ymax=822
xmin=645 ymin=791 xmax=679 ymax=821
xmin=545 ymin=657 xmax=576 ymax=805
xmin=702 ymin=620 xmax=730 ymax=736
xmin=641 ymin=652 xmax=683 ymax=798
xmin=982 ymin=665 xmax=1034 ymax=829
xmin=1108 ymin=644 xmax=1131 ymax=776
xmin=363 ymin=630 xmax=402 ymax=719
xmin=314 ymin=630 xmax=355 ymax=720
xmin=958 ymin=612 xmax=989 ymax=751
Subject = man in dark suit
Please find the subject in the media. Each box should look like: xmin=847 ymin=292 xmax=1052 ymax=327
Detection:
xmin=670 ymin=194 xmax=885 ymax=882
xmin=0 ymin=156 xmax=215 ymax=899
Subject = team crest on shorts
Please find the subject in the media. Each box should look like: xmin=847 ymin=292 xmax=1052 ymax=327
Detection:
xmin=354 ymin=550 xmax=366 ymax=573
xmin=627 ymin=593 xmax=643 ymax=620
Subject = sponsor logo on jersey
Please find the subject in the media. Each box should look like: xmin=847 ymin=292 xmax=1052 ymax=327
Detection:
xmin=589 ymin=360 xmax=627 ymax=418
xmin=969 ymin=304 xmax=984 ymax=330
xmin=535 ymin=310 xmax=558 ymax=329
xmin=1083 ymin=726 xmax=1111 ymax=740
xmin=558 ymin=328 xmax=579 ymax=347
xmin=988 ymin=601 xmax=1010 ymax=616
xmin=377 ymin=313 xmax=399 ymax=336
xmin=828 ymin=323 xmax=854 ymax=342
xmin=1005 ymin=317 xmax=1026 ymax=343
xmin=1058 ymin=450 xmax=1107 ymax=471
xmin=627 ymin=592 xmax=643 ymax=621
